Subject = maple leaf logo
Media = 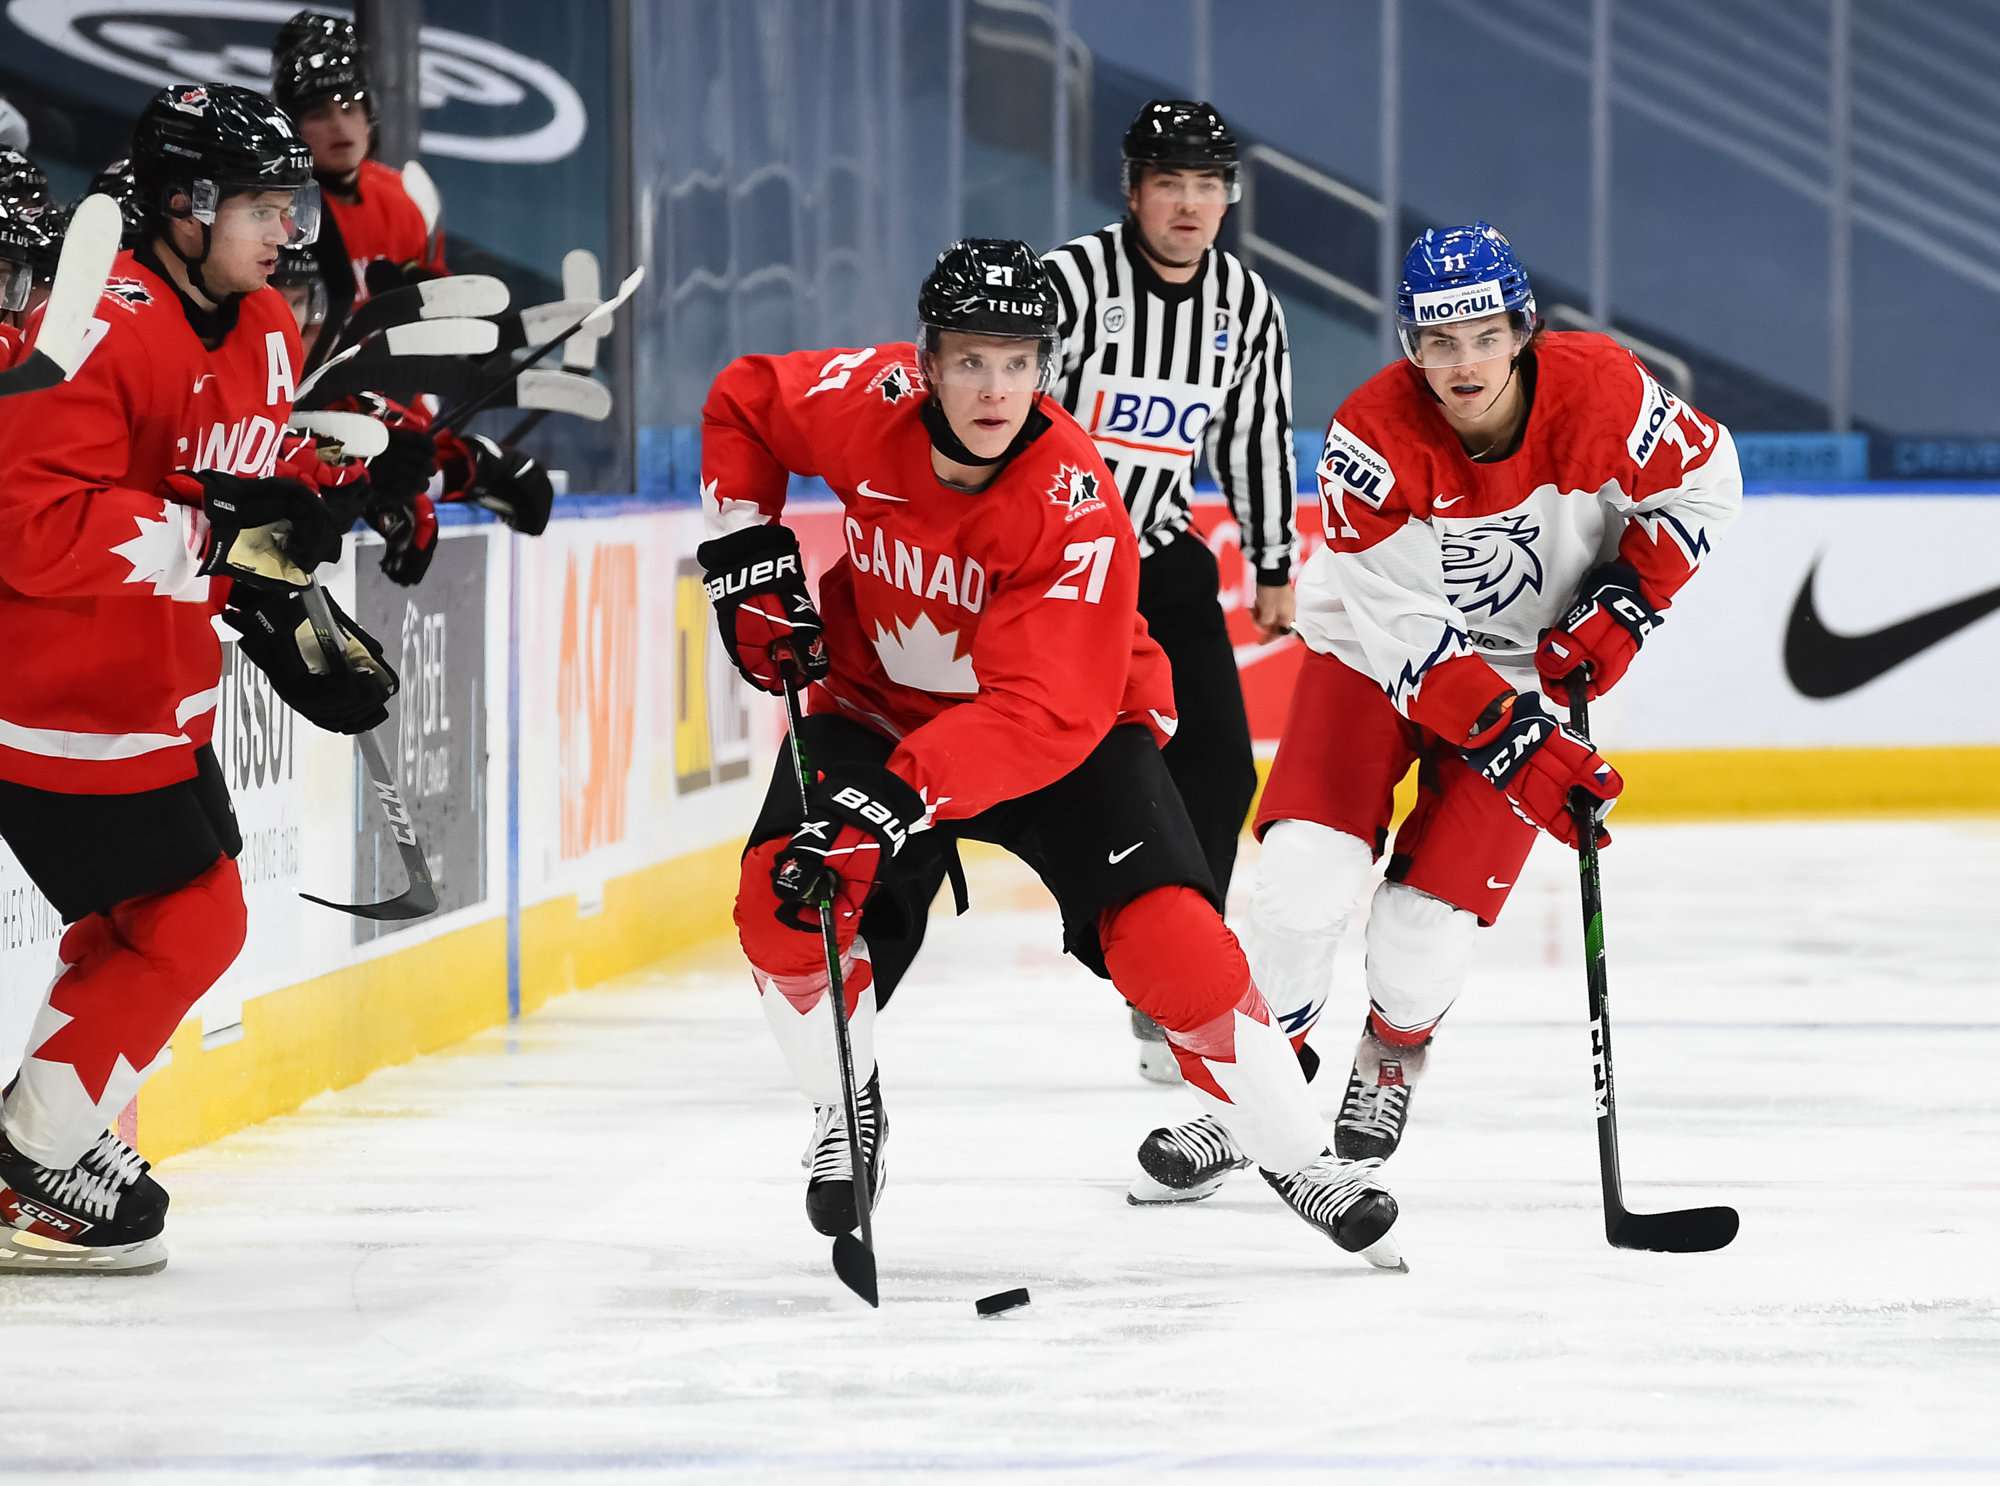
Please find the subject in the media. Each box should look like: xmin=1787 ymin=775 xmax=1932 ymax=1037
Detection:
xmin=1048 ymin=464 xmax=1104 ymax=519
xmin=27 ymin=998 xmax=163 ymax=1107
xmin=871 ymin=612 xmax=977 ymax=695
xmin=111 ymin=510 xmax=198 ymax=596
xmin=869 ymin=364 xmax=915 ymax=404
xmin=103 ymin=277 xmax=153 ymax=311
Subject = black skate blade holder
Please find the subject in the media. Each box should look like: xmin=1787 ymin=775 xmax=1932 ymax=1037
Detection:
xmin=297 ymin=581 xmax=442 ymax=921
xmin=1567 ymin=682 xmax=1738 ymax=1253
xmin=779 ymin=655 xmax=880 ymax=1307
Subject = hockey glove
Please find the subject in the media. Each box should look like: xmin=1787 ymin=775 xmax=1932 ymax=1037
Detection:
xmin=461 ymin=435 xmax=554 ymax=537
xmin=162 ymin=470 xmax=344 ymax=590
xmin=1462 ymin=692 xmax=1623 ymax=849
xmin=368 ymin=489 xmax=439 ymax=587
xmin=772 ymin=765 xmax=927 ymax=932
xmin=1536 ymin=561 xmax=1664 ymax=705
xmin=366 ymin=425 xmax=439 ymax=505
xmin=222 ymin=585 xmax=399 ymax=735
xmin=696 ymin=524 xmax=828 ymax=694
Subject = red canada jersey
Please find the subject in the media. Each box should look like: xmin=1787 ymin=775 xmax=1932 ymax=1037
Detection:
xmin=701 ymin=343 xmax=1176 ymax=824
xmin=326 ymin=159 xmax=444 ymax=306
xmin=0 ymin=253 xmax=310 ymax=793
xmin=0 ymin=322 xmax=23 ymax=369
xmin=1294 ymin=331 xmax=1742 ymax=741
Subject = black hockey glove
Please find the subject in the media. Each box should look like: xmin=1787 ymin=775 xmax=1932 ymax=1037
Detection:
xmin=162 ymin=470 xmax=344 ymax=590
xmin=222 ymin=585 xmax=399 ymax=735
xmin=772 ymin=765 xmax=927 ymax=932
xmin=366 ymin=425 xmax=439 ymax=505
xmin=696 ymin=524 xmax=828 ymax=694
xmin=459 ymin=434 xmax=555 ymax=536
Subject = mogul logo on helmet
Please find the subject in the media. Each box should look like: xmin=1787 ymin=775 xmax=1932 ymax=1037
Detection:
xmin=1410 ymin=279 xmax=1508 ymax=324
xmin=12 ymin=2 xmax=588 ymax=164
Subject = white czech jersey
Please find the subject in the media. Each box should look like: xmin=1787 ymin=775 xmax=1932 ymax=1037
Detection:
xmin=1044 ymin=221 xmax=1297 ymax=579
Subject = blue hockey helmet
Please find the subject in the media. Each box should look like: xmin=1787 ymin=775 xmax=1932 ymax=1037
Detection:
xmin=1395 ymin=222 xmax=1537 ymax=368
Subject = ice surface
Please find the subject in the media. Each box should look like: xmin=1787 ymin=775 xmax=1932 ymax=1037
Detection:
xmin=4 ymin=821 xmax=1999 ymax=1484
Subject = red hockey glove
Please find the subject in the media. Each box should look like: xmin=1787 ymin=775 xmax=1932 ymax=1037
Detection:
xmin=696 ymin=524 xmax=828 ymax=694
xmin=1536 ymin=561 xmax=1664 ymax=705
xmin=772 ymin=766 xmax=927 ymax=933
xmin=1462 ymin=693 xmax=1623 ymax=849
xmin=162 ymin=470 xmax=344 ymax=590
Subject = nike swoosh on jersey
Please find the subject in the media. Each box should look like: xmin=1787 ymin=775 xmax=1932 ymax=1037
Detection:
xmin=1784 ymin=561 xmax=2000 ymax=698
xmin=1148 ymin=708 xmax=1179 ymax=738
xmin=1108 ymin=842 xmax=1144 ymax=863
xmin=191 ymin=374 xmax=216 ymax=393
xmin=857 ymin=479 xmax=905 ymax=502
xmin=1433 ymin=494 xmax=1464 ymax=509
xmin=1486 ymin=877 xmax=1511 ymax=890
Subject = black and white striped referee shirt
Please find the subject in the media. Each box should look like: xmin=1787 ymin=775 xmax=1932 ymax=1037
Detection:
xmin=1044 ymin=220 xmax=1296 ymax=585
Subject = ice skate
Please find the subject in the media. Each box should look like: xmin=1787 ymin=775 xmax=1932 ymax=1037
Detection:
xmin=0 ymin=1130 xmax=169 ymax=1276
xmin=1262 ymin=1151 xmax=1406 ymax=1270
xmin=1129 ymin=1005 xmax=1183 ymax=1084
xmin=802 ymin=1072 xmax=888 ymax=1237
xmin=1334 ymin=1027 xmax=1428 ymax=1162
xmin=1127 ymin=1112 xmax=1250 ymax=1204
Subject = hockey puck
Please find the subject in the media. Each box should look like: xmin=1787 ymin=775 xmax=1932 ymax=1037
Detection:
xmin=975 ymin=1287 xmax=1030 ymax=1317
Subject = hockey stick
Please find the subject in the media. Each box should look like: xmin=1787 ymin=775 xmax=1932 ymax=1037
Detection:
xmin=1566 ymin=688 xmax=1738 ymax=1253
xmin=778 ymin=666 xmax=880 ymax=1308
xmin=0 ymin=194 xmax=119 ymax=398
xmin=431 ymin=267 xmax=642 ymax=436
xmin=332 ymin=274 xmax=510 ymax=354
xmin=296 ymin=581 xmax=441 ymax=921
xmin=401 ymin=160 xmax=444 ymax=268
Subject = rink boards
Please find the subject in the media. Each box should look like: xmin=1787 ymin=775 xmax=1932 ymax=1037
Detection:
xmin=0 ymin=487 xmax=1993 ymax=1165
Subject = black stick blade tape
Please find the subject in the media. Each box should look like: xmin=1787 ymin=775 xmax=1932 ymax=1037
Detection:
xmin=976 ymin=1287 xmax=1031 ymax=1316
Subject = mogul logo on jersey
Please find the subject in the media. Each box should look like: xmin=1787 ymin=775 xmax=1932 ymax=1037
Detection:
xmin=102 ymin=278 xmax=152 ymax=311
xmin=1318 ymin=420 xmax=1394 ymax=512
xmin=867 ymin=363 xmax=916 ymax=404
xmin=1441 ymin=513 xmax=1545 ymax=619
xmin=1627 ymin=363 xmax=1679 ymax=467
xmin=1082 ymin=375 xmax=1213 ymax=467
xmin=1410 ymin=279 xmax=1507 ymax=324
xmin=1049 ymin=465 xmax=1106 ymax=520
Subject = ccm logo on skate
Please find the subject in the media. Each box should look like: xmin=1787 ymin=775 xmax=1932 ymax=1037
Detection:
xmin=15 ymin=1199 xmax=88 ymax=1238
xmin=373 ymin=780 xmax=418 ymax=846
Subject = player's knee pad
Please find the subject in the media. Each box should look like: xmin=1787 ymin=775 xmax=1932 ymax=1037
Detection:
xmin=1099 ymin=885 xmax=1248 ymax=1034
xmin=1247 ymin=820 xmax=1373 ymax=1039
xmin=1363 ymin=879 xmax=1476 ymax=1043
xmin=105 ymin=856 xmax=247 ymax=1000
xmin=735 ymin=838 xmax=832 ymax=982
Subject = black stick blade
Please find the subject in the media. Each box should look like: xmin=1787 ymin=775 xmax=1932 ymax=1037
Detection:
xmin=1610 ymin=1204 xmax=1740 ymax=1254
xmin=831 ymin=1234 xmax=879 ymax=1308
xmin=299 ymin=884 xmax=440 ymax=921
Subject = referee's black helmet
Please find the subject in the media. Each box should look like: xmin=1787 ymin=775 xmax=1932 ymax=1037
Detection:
xmin=1121 ymin=100 xmax=1240 ymax=201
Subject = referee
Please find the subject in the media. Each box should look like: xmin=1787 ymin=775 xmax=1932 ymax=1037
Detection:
xmin=1044 ymin=101 xmax=1297 ymax=1080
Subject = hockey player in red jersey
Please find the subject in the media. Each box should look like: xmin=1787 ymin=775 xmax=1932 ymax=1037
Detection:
xmin=0 ymin=83 xmax=396 ymax=1274
xmin=701 ymin=239 xmax=1402 ymax=1266
xmin=1130 ymin=223 xmax=1742 ymax=1203
xmin=274 ymin=30 xmax=443 ymax=335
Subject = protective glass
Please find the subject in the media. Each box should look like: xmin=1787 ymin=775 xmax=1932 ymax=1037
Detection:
xmin=923 ymin=331 xmax=1053 ymax=393
xmin=1398 ymin=312 xmax=1529 ymax=370
xmin=193 ymin=178 xmax=322 ymax=247
xmin=0 ymin=257 xmax=28 ymax=314
xmin=1121 ymin=160 xmax=1241 ymax=204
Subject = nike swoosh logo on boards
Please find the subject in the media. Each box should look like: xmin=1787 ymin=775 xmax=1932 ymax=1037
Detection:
xmin=857 ymin=479 xmax=905 ymax=502
xmin=1486 ymin=877 xmax=1512 ymax=890
xmin=1784 ymin=561 xmax=2000 ymax=699
xmin=1108 ymin=842 xmax=1144 ymax=863
xmin=1433 ymin=494 xmax=1464 ymax=509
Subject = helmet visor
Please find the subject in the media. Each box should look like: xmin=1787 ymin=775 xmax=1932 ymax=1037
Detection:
xmin=1398 ymin=312 xmax=1528 ymax=370
xmin=192 ymin=178 xmax=321 ymax=248
xmin=1121 ymin=160 xmax=1240 ymax=204
xmin=923 ymin=330 xmax=1054 ymax=393
xmin=0 ymin=257 xmax=29 ymax=314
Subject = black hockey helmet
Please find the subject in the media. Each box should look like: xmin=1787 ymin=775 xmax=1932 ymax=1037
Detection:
xmin=131 ymin=83 xmax=319 ymax=231
xmin=1121 ymin=99 xmax=1240 ymax=201
xmin=0 ymin=193 xmax=51 ymax=313
xmin=270 ymin=239 xmax=328 ymax=330
xmin=0 ymin=149 xmax=56 ymax=285
xmin=273 ymin=37 xmax=374 ymax=122
xmin=85 ymin=157 xmax=147 ymax=250
xmin=918 ymin=238 xmax=1056 ymax=340
xmin=273 ymin=9 xmax=359 ymax=65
